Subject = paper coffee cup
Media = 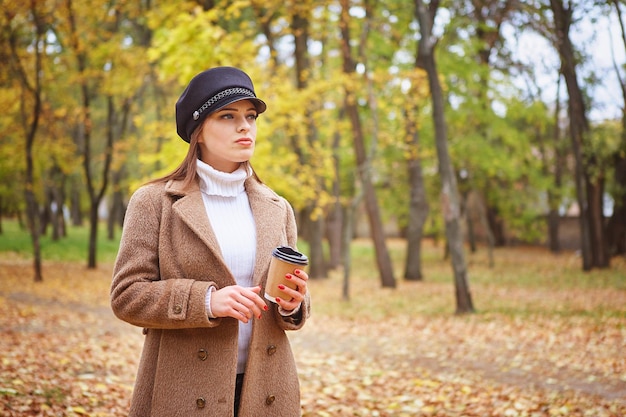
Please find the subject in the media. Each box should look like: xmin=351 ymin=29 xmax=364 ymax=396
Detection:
xmin=265 ymin=246 xmax=308 ymax=303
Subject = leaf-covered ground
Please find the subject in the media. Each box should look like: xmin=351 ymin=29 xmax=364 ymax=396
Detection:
xmin=1 ymin=244 xmax=625 ymax=416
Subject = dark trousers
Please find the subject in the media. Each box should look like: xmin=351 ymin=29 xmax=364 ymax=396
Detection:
xmin=234 ymin=373 xmax=244 ymax=417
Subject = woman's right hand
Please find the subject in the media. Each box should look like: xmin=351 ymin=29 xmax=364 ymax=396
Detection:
xmin=210 ymin=285 xmax=268 ymax=323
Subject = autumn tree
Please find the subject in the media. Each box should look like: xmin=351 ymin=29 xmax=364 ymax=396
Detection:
xmin=607 ymin=0 xmax=626 ymax=257
xmin=285 ymin=0 xmax=328 ymax=279
xmin=3 ymin=0 xmax=625 ymax=292
xmin=403 ymin=72 xmax=431 ymax=281
xmin=54 ymin=0 xmax=154 ymax=268
xmin=0 ymin=0 xmax=50 ymax=281
xmin=415 ymin=0 xmax=474 ymax=313
xmin=548 ymin=0 xmax=610 ymax=270
xmin=451 ymin=0 xmax=516 ymax=258
xmin=339 ymin=0 xmax=396 ymax=288
xmin=106 ymin=0 xmax=156 ymax=241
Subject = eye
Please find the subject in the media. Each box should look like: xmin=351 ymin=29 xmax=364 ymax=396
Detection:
xmin=246 ymin=113 xmax=258 ymax=121
xmin=219 ymin=113 xmax=234 ymax=120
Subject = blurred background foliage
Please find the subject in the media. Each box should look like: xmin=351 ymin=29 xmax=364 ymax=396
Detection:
xmin=1 ymin=0 xmax=625 ymax=279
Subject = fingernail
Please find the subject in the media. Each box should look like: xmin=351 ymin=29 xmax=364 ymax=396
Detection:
xmin=275 ymin=297 xmax=281 ymax=303
xmin=263 ymin=305 xmax=269 ymax=311
xmin=278 ymin=285 xmax=285 ymax=290
xmin=285 ymin=274 xmax=292 ymax=279
xmin=295 ymin=269 xmax=301 ymax=274
xmin=258 ymin=315 xmax=262 ymax=319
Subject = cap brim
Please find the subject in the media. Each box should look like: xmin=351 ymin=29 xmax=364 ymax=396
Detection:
xmin=214 ymin=96 xmax=267 ymax=114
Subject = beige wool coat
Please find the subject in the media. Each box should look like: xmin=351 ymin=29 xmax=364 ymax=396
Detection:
xmin=111 ymin=176 xmax=310 ymax=417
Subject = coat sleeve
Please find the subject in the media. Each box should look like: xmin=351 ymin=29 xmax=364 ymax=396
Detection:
xmin=110 ymin=185 xmax=218 ymax=330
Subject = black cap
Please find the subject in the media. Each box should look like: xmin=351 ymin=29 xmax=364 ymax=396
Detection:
xmin=175 ymin=67 xmax=267 ymax=142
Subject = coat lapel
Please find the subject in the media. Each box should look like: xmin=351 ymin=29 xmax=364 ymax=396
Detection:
xmin=246 ymin=178 xmax=285 ymax=286
xmin=166 ymin=177 xmax=286 ymax=286
xmin=166 ymin=180 xmax=226 ymax=265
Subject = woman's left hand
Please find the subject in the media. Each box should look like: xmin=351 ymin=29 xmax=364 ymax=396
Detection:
xmin=275 ymin=268 xmax=308 ymax=311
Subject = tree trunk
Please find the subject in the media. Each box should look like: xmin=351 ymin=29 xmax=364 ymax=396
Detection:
xmin=70 ymin=180 xmax=83 ymax=226
xmin=464 ymin=193 xmax=477 ymax=253
xmin=608 ymin=0 xmax=626 ymax=257
xmin=341 ymin=189 xmax=363 ymax=301
xmin=10 ymin=0 xmax=46 ymax=282
xmin=47 ymin=166 xmax=67 ymax=241
xmin=68 ymin=0 xmax=95 ymax=268
xmin=550 ymin=0 xmax=609 ymax=270
xmin=304 ymin=208 xmax=327 ymax=279
xmin=107 ymin=168 xmax=125 ymax=240
xmin=547 ymin=208 xmax=561 ymax=253
xmin=586 ymin=176 xmax=608 ymax=266
xmin=341 ymin=204 xmax=353 ymax=301
xmin=476 ymin=192 xmax=495 ymax=268
xmin=326 ymin=123 xmax=344 ymax=270
xmin=607 ymin=205 xmax=626 ymax=256
xmin=404 ymin=11 xmax=430 ymax=279
xmin=40 ymin=191 xmax=51 ymax=237
xmin=88 ymin=199 xmax=98 ymax=267
xmin=67 ymin=1 xmax=117 ymax=269
xmin=82 ymin=82 xmax=96 ymax=269
xmin=547 ymin=74 xmax=563 ymax=253
xmin=415 ymin=0 xmax=474 ymax=313
xmin=291 ymin=4 xmax=327 ymax=279
xmin=339 ymin=0 xmax=396 ymax=288
xmin=24 ymin=189 xmax=43 ymax=282
xmin=467 ymin=0 xmax=511 ymax=260
xmin=403 ymin=104 xmax=429 ymax=281
xmin=486 ymin=204 xmax=506 ymax=246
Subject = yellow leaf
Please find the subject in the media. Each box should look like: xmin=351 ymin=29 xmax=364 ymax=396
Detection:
xmin=69 ymin=406 xmax=89 ymax=415
xmin=413 ymin=378 xmax=440 ymax=388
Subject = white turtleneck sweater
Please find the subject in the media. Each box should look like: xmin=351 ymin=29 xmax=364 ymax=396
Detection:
xmin=196 ymin=159 xmax=256 ymax=374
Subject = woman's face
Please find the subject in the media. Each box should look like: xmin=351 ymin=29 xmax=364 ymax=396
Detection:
xmin=197 ymin=99 xmax=258 ymax=173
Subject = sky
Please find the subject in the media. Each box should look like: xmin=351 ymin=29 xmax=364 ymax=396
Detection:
xmin=506 ymin=10 xmax=625 ymax=123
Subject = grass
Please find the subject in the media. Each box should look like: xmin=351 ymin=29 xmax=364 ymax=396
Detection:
xmin=0 ymin=219 xmax=121 ymax=264
xmin=308 ymin=238 xmax=626 ymax=321
xmin=1 ymin=217 xmax=624 ymax=321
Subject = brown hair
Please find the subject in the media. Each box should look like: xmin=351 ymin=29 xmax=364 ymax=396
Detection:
xmin=149 ymin=123 xmax=260 ymax=188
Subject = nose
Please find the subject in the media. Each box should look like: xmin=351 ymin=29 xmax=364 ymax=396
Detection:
xmin=238 ymin=117 xmax=251 ymax=132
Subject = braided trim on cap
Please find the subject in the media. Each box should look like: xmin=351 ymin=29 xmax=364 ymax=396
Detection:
xmin=192 ymin=87 xmax=255 ymax=121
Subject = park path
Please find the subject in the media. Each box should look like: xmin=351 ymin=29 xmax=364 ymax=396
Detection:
xmin=288 ymin=314 xmax=626 ymax=399
xmin=1 ymin=258 xmax=625 ymax=416
xmin=6 ymin=284 xmax=626 ymax=404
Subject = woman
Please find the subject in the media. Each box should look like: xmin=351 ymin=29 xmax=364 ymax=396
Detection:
xmin=111 ymin=66 xmax=310 ymax=417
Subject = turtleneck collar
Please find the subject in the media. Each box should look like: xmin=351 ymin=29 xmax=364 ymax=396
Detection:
xmin=196 ymin=159 xmax=250 ymax=197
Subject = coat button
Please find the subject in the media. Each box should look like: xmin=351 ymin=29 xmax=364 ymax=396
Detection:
xmin=266 ymin=345 xmax=277 ymax=356
xmin=173 ymin=305 xmax=182 ymax=314
xmin=265 ymin=395 xmax=276 ymax=405
xmin=196 ymin=397 xmax=206 ymax=408
xmin=197 ymin=349 xmax=208 ymax=361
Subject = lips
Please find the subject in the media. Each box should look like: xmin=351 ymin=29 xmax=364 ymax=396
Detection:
xmin=236 ymin=138 xmax=254 ymax=146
